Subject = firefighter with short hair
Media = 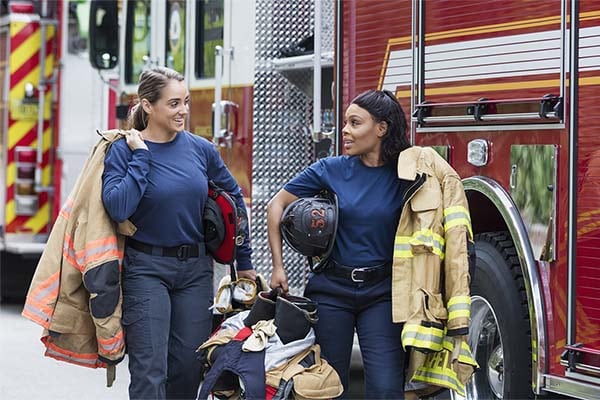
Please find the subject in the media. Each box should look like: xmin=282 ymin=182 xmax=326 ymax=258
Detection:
xmin=267 ymin=89 xmax=412 ymax=398
xmin=268 ymin=89 xmax=475 ymax=398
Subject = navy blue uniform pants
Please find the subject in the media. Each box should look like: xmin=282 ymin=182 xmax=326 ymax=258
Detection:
xmin=304 ymin=272 xmax=405 ymax=399
xmin=122 ymin=247 xmax=213 ymax=399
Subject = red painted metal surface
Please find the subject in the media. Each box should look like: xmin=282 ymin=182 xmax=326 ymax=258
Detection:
xmin=342 ymin=0 xmax=600 ymax=381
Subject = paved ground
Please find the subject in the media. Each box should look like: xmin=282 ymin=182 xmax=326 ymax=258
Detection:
xmin=0 ymin=302 xmax=130 ymax=400
xmin=1 ymin=300 xmax=366 ymax=399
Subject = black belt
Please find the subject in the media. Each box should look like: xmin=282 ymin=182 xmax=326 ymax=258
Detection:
xmin=127 ymin=238 xmax=203 ymax=260
xmin=325 ymin=262 xmax=392 ymax=283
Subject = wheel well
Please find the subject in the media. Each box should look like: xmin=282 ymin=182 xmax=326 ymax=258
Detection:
xmin=463 ymin=178 xmax=545 ymax=393
xmin=466 ymin=190 xmax=507 ymax=236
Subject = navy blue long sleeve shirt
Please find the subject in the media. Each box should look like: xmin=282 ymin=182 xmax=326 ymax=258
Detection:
xmin=102 ymin=131 xmax=252 ymax=270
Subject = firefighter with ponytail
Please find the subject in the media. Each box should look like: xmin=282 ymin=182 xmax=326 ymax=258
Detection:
xmin=102 ymin=66 xmax=255 ymax=399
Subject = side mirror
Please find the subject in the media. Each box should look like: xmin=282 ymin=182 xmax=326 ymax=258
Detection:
xmin=88 ymin=0 xmax=118 ymax=70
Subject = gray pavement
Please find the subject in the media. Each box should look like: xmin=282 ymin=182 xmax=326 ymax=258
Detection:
xmin=1 ymin=301 xmax=366 ymax=399
xmin=0 ymin=302 xmax=130 ymax=400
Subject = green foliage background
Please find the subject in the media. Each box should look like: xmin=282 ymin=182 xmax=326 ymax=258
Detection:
xmin=511 ymin=145 xmax=555 ymax=224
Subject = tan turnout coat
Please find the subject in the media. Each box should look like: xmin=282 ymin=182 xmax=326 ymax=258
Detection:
xmin=22 ymin=130 xmax=135 ymax=373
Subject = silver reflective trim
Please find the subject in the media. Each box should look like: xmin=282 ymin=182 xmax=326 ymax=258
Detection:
xmin=463 ymin=176 xmax=545 ymax=392
xmin=22 ymin=303 xmax=51 ymax=323
xmin=98 ymin=339 xmax=123 ymax=353
xmin=447 ymin=303 xmax=470 ymax=313
xmin=544 ymin=374 xmax=600 ymax=399
xmin=45 ymin=347 xmax=98 ymax=366
xmin=33 ymin=279 xmax=59 ymax=302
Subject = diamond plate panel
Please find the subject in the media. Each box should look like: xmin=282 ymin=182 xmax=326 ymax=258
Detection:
xmin=252 ymin=0 xmax=334 ymax=294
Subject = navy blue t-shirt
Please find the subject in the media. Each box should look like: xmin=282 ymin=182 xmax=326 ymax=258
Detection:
xmin=284 ymin=156 xmax=407 ymax=267
xmin=101 ymin=131 xmax=252 ymax=270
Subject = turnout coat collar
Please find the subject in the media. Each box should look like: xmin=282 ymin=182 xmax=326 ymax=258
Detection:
xmin=397 ymin=146 xmax=424 ymax=181
xmin=22 ymin=130 xmax=135 ymax=374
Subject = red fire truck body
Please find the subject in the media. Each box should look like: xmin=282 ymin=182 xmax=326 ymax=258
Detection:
xmin=0 ymin=0 xmax=122 ymax=296
xmin=340 ymin=0 xmax=600 ymax=398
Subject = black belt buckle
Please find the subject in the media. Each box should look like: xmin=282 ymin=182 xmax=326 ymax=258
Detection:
xmin=350 ymin=267 xmax=366 ymax=283
xmin=176 ymin=245 xmax=192 ymax=260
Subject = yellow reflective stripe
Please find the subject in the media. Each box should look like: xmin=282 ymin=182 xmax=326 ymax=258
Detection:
xmin=444 ymin=206 xmax=473 ymax=238
xmin=448 ymin=296 xmax=471 ymax=320
xmin=447 ymin=296 xmax=471 ymax=307
xmin=449 ymin=309 xmax=470 ymax=319
xmin=394 ymin=240 xmax=413 ymax=258
xmin=409 ymin=229 xmax=445 ymax=259
xmin=411 ymin=229 xmax=446 ymax=247
xmin=413 ymin=354 xmax=465 ymax=396
xmin=395 ymin=229 xmax=446 ymax=260
xmin=444 ymin=206 xmax=470 ymax=219
xmin=440 ymin=338 xmax=479 ymax=367
xmin=458 ymin=351 xmax=478 ymax=366
xmin=401 ymin=323 xmax=445 ymax=351
xmin=445 ymin=218 xmax=474 ymax=239
xmin=413 ymin=370 xmax=465 ymax=397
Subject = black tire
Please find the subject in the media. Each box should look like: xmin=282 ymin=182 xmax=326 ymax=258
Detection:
xmin=466 ymin=231 xmax=533 ymax=399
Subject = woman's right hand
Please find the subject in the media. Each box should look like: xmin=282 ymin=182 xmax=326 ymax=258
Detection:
xmin=270 ymin=266 xmax=289 ymax=294
xmin=125 ymin=129 xmax=148 ymax=151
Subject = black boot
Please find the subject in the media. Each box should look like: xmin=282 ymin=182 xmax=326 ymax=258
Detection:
xmin=243 ymin=289 xmax=279 ymax=327
xmin=274 ymin=295 xmax=318 ymax=344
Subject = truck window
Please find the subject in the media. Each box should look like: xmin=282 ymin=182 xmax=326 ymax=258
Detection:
xmin=166 ymin=0 xmax=185 ymax=74
xmin=195 ymin=0 xmax=223 ymax=79
xmin=124 ymin=0 xmax=151 ymax=84
xmin=67 ymin=0 xmax=88 ymax=54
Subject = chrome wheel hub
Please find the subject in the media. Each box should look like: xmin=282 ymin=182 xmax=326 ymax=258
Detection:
xmin=463 ymin=295 xmax=504 ymax=400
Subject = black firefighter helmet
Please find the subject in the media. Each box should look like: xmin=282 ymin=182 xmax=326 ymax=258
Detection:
xmin=280 ymin=190 xmax=338 ymax=272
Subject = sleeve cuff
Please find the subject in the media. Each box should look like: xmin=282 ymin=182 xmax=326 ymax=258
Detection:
xmin=235 ymin=258 xmax=253 ymax=271
xmin=446 ymin=327 xmax=469 ymax=336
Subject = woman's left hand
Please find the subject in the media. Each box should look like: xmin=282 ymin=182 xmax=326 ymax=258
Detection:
xmin=237 ymin=268 xmax=257 ymax=281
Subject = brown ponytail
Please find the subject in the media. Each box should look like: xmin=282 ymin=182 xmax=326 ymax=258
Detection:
xmin=129 ymin=103 xmax=148 ymax=130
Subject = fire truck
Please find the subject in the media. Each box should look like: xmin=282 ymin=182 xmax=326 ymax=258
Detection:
xmin=3 ymin=0 xmax=600 ymax=398
xmin=0 ymin=0 xmax=255 ymax=297
xmin=253 ymin=0 xmax=600 ymax=398
xmin=0 ymin=0 xmax=122 ymax=297
xmin=342 ymin=0 xmax=600 ymax=398
xmin=249 ymin=0 xmax=600 ymax=396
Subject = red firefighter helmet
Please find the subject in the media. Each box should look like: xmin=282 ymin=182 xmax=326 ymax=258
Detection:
xmin=203 ymin=181 xmax=248 ymax=264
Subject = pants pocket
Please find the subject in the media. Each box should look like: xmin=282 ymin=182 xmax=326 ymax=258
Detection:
xmin=122 ymin=295 xmax=151 ymax=350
